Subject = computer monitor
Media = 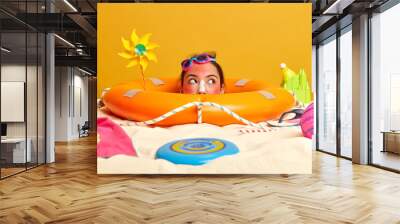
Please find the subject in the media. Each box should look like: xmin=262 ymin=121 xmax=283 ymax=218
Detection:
xmin=1 ymin=123 xmax=7 ymax=137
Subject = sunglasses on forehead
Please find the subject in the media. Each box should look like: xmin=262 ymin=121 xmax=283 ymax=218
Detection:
xmin=181 ymin=53 xmax=216 ymax=71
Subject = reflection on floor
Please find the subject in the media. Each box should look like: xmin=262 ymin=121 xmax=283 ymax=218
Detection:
xmin=0 ymin=162 xmax=41 ymax=178
xmin=373 ymin=150 xmax=400 ymax=171
xmin=1 ymin=167 xmax=25 ymax=177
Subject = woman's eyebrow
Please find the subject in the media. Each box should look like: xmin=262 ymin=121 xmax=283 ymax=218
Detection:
xmin=207 ymin=74 xmax=217 ymax=78
xmin=186 ymin=74 xmax=198 ymax=79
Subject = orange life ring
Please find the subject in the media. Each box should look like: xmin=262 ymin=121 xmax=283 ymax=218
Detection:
xmin=103 ymin=77 xmax=295 ymax=126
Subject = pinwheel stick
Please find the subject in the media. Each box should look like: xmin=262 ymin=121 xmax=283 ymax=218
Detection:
xmin=139 ymin=64 xmax=146 ymax=90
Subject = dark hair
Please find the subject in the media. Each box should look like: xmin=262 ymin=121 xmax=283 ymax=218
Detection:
xmin=180 ymin=61 xmax=225 ymax=87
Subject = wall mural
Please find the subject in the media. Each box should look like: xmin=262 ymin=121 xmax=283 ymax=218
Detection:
xmin=97 ymin=3 xmax=313 ymax=174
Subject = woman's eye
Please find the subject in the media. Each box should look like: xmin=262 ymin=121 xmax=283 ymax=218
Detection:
xmin=188 ymin=79 xmax=197 ymax=85
xmin=208 ymin=79 xmax=216 ymax=85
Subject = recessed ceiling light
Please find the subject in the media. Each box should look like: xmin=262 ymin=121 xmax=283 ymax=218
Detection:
xmin=63 ymin=0 xmax=78 ymax=12
xmin=54 ymin=34 xmax=75 ymax=48
xmin=322 ymin=0 xmax=355 ymax=15
xmin=77 ymin=67 xmax=93 ymax=76
xmin=1 ymin=47 xmax=11 ymax=53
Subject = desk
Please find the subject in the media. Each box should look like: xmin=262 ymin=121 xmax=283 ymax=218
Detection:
xmin=1 ymin=138 xmax=31 ymax=163
xmin=382 ymin=131 xmax=400 ymax=154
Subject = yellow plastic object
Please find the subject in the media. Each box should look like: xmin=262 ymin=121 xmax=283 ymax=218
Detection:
xmin=103 ymin=77 xmax=295 ymax=126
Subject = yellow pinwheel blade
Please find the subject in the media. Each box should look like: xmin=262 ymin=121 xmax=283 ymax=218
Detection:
xmin=145 ymin=51 xmax=157 ymax=62
xmin=139 ymin=33 xmax=152 ymax=46
xmin=118 ymin=52 xmax=133 ymax=59
xmin=130 ymin=29 xmax=139 ymax=45
xmin=146 ymin=43 xmax=159 ymax=50
xmin=126 ymin=60 xmax=138 ymax=68
xmin=121 ymin=37 xmax=132 ymax=51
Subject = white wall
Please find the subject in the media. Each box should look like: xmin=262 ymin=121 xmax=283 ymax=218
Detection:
xmin=73 ymin=72 xmax=89 ymax=138
xmin=55 ymin=67 xmax=69 ymax=141
xmin=54 ymin=67 xmax=89 ymax=141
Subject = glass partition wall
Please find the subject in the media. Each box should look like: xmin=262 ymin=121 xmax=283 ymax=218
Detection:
xmin=316 ymin=26 xmax=353 ymax=159
xmin=0 ymin=1 xmax=46 ymax=179
xmin=0 ymin=30 xmax=27 ymax=177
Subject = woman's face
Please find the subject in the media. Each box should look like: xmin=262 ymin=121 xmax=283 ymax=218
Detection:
xmin=181 ymin=63 xmax=224 ymax=94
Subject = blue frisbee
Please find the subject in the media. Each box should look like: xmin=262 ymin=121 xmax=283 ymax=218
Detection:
xmin=155 ymin=138 xmax=239 ymax=166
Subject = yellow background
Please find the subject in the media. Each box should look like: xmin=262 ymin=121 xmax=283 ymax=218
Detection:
xmin=98 ymin=3 xmax=311 ymax=97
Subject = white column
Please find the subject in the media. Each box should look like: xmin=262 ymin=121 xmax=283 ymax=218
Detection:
xmin=352 ymin=14 xmax=369 ymax=164
xmin=45 ymin=0 xmax=56 ymax=163
xmin=46 ymin=32 xmax=55 ymax=163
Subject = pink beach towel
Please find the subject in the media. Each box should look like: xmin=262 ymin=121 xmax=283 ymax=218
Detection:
xmin=300 ymin=102 xmax=314 ymax=139
xmin=97 ymin=117 xmax=137 ymax=158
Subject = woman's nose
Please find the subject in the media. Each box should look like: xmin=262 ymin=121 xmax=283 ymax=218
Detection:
xmin=198 ymin=80 xmax=206 ymax=94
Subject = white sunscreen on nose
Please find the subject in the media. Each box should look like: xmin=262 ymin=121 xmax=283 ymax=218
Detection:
xmin=199 ymin=80 xmax=206 ymax=93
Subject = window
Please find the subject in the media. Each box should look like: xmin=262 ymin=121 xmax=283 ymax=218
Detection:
xmin=317 ymin=35 xmax=337 ymax=154
xmin=339 ymin=27 xmax=352 ymax=158
xmin=370 ymin=2 xmax=400 ymax=171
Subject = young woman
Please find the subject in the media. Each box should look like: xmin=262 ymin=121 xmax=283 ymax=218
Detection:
xmin=180 ymin=53 xmax=225 ymax=94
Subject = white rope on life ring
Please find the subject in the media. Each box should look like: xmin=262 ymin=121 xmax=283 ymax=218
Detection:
xmin=121 ymin=101 xmax=264 ymax=128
